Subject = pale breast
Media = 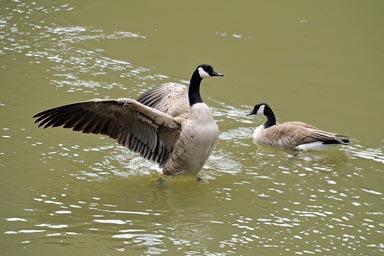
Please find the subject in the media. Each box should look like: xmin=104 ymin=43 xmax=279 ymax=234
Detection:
xmin=163 ymin=103 xmax=219 ymax=175
xmin=252 ymin=125 xmax=266 ymax=141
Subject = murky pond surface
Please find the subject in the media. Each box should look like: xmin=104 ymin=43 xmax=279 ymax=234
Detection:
xmin=1 ymin=0 xmax=383 ymax=255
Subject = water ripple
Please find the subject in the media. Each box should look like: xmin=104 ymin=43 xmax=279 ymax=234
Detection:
xmin=2 ymin=2 xmax=383 ymax=255
xmin=347 ymin=144 xmax=384 ymax=163
xmin=0 ymin=0 xmax=161 ymax=97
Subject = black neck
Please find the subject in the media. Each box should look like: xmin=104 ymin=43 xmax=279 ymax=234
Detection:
xmin=263 ymin=105 xmax=276 ymax=128
xmin=188 ymin=69 xmax=203 ymax=106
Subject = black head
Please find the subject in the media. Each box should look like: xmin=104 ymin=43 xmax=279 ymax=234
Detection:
xmin=247 ymin=103 xmax=270 ymax=116
xmin=197 ymin=64 xmax=224 ymax=78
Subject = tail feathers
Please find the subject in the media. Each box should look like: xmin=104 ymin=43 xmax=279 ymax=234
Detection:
xmin=323 ymin=135 xmax=350 ymax=145
xmin=336 ymin=134 xmax=350 ymax=145
xmin=311 ymin=130 xmax=350 ymax=145
xmin=341 ymin=138 xmax=350 ymax=144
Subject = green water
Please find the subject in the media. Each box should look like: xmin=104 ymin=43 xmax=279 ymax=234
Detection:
xmin=1 ymin=0 xmax=383 ymax=255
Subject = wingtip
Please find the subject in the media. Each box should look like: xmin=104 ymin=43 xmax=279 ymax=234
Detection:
xmin=341 ymin=138 xmax=350 ymax=144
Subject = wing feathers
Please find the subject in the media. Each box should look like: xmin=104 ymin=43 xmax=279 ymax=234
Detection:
xmin=137 ymin=83 xmax=189 ymax=117
xmin=311 ymin=130 xmax=349 ymax=144
xmin=262 ymin=123 xmax=349 ymax=149
xmin=33 ymin=99 xmax=181 ymax=166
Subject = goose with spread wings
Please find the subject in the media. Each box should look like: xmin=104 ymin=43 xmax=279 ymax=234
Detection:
xmin=34 ymin=64 xmax=223 ymax=175
xmin=248 ymin=103 xmax=350 ymax=150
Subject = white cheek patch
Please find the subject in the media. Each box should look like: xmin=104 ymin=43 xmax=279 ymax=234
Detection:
xmin=256 ymin=104 xmax=265 ymax=115
xmin=198 ymin=67 xmax=210 ymax=78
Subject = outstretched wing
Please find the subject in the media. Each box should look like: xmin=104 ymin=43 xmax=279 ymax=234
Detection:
xmin=33 ymin=98 xmax=181 ymax=166
xmin=137 ymin=82 xmax=190 ymax=117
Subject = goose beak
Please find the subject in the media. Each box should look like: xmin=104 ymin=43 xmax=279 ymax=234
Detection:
xmin=247 ymin=110 xmax=256 ymax=116
xmin=212 ymin=71 xmax=224 ymax=77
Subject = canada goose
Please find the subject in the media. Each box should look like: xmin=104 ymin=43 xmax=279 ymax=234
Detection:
xmin=247 ymin=103 xmax=350 ymax=150
xmin=34 ymin=64 xmax=223 ymax=175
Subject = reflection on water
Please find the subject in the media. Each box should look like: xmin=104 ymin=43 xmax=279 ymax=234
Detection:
xmin=4 ymin=110 xmax=383 ymax=254
xmin=4 ymin=178 xmax=218 ymax=254
xmin=1 ymin=0 xmax=384 ymax=255
xmin=347 ymin=144 xmax=384 ymax=164
xmin=3 ymin=87 xmax=384 ymax=255
xmin=1 ymin=0 xmax=172 ymax=99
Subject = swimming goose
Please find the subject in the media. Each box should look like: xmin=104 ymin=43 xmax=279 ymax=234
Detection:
xmin=34 ymin=64 xmax=223 ymax=175
xmin=247 ymin=103 xmax=350 ymax=150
